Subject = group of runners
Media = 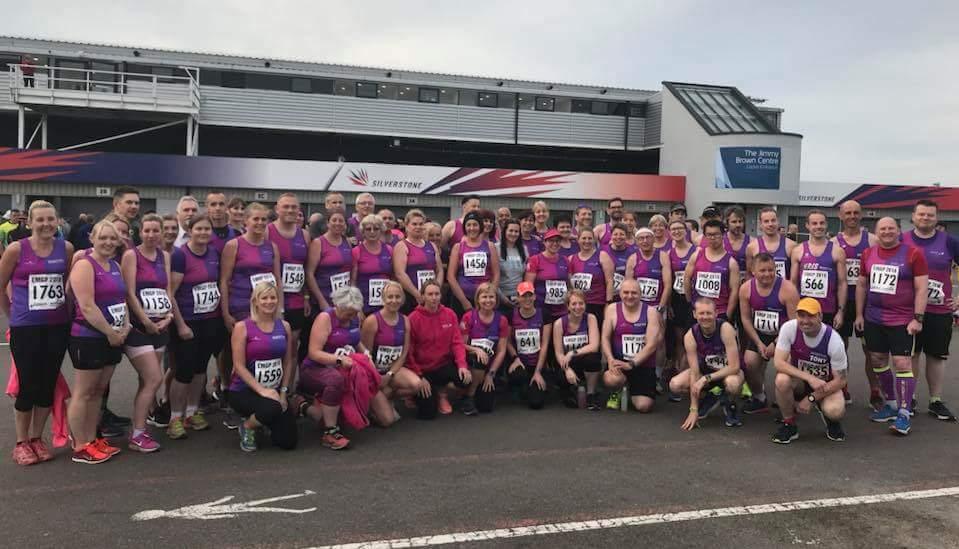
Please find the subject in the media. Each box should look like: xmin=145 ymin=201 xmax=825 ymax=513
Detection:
xmin=3 ymin=186 xmax=956 ymax=466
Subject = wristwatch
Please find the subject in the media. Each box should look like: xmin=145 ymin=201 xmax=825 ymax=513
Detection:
xmin=807 ymin=394 xmax=816 ymax=403
xmin=914 ymin=313 xmax=925 ymax=323
xmin=704 ymin=374 xmax=712 ymax=383
xmin=279 ymin=386 xmax=289 ymax=394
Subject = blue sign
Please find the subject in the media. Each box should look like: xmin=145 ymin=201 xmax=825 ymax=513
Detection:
xmin=715 ymin=147 xmax=781 ymax=190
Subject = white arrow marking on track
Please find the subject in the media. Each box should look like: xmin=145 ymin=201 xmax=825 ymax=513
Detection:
xmin=132 ymin=490 xmax=317 ymax=521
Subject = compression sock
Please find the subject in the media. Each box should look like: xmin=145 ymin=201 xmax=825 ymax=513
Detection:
xmin=874 ymin=366 xmax=896 ymax=407
xmin=895 ymin=370 xmax=916 ymax=415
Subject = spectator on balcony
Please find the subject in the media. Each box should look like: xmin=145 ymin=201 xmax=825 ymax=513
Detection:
xmin=20 ymin=56 xmax=35 ymax=88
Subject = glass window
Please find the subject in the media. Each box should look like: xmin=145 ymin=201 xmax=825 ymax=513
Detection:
xmin=554 ymin=97 xmax=572 ymax=113
xmin=590 ymin=101 xmax=610 ymax=115
xmin=478 ymin=92 xmax=498 ymax=108
xmin=498 ymin=93 xmax=515 ymax=109
xmin=198 ymin=69 xmax=221 ymax=86
xmin=334 ymin=80 xmax=354 ymax=96
xmin=535 ymin=96 xmax=555 ymax=112
xmin=438 ymin=87 xmax=457 ymax=104
xmin=378 ymin=83 xmax=398 ymax=100
xmin=313 ymin=79 xmax=334 ymax=94
xmin=572 ymin=99 xmax=591 ymax=113
xmin=356 ymin=81 xmax=378 ymax=98
xmin=418 ymin=87 xmax=439 ymax=103
xmin=459 ymin=90 xmax=477 ymax=106
xmin=291 ymin=77 xmax=311 ymax=93
xmin=54 ymin=59 xmax=87 ymax=91
xmin=518 ymin=94 xmax=535 ymax=110
xmin=221 ymin=71 xmax=246 ymax=89
xmin=629 ymin=104 xmax=646 ymax=117
xmin=397 ymin=85 xmax=417 ymax=101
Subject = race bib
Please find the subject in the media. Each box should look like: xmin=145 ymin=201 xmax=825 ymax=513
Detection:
xmin=368 ymin=278 xmax=387 ymax=307
xmin=775 ymin=260 xmax=787 ymax=279
xmin=798 ymin=359 xmax=829 ymax=380
xmin=515 ymin=328 xmax=540 ymax=355
xmin=800 ymin=270 xmax=829 ymax=299
xmin=753 ymin=309 xmax=780 ymax=335
xmin=869 ymin=264 xmax=899 ymax=295
xmin=107 ymin=303 xmax=127 ymax=330
xmin=570 ymin=272 xmax=592 ymax=291
xmin=620 ymin=334 xmax=646 ymax=360
xmin=334 ymin=345 xmax=356 ymax=357
xmin=140 ymin=287 xmax=172 ymax=317
xmin=254 ymin=358 xmax=283 ymax=389
xmin=846 ymin=258 xmax=861 ymax=285
xmin=545 ymin=279 xmax=568 ymax=305
xmin=471 ymin=338 xmax=495 ymax=355
xmin=191 ymin=281 xmax=220 ymax=315
xmin=636 ymin=277 xmax=660 ymax=302
xmin=613 ymin=272 xmax=625 ymax=293
xmin=329 ymin=271 xmax=350 ymax=292
xmin=27 ymin=273 xmax=65 ymax=311
xmin=416 ymin=269 xmax=435 ymax=290
xmin=703 ymin=353 xmax=728 ymax=372
xmin=673 ymin=273 xmax=685 ymax=295
xmin=282 ymin=263 xmax=305 ymax=293
xmin=695 ymin=272 xmax=721 ymax=299
xmin=375 ymin=345 xmax=403 ymax=369
xmin=463 ymin=251 xmax=488 ymax=277
xmin=249 ymin=272 xmax=276 ymax=289
xmin=563 ymin=334 xmax=588 ymax=352
xmin=928 ymin=279 xmax=945 ymax=306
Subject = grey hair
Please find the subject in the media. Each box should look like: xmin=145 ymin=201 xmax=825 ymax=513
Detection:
xmin=331 ymin=286 xmax=364 ymax=311
xmin=177 ymin=195 xmax=199 ymax=211
xmin=360 ymin=214 xmax=385 ymax=232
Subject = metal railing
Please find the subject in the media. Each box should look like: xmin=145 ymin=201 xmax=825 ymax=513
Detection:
xmin=8 ymin=64 xmax=200 ymax=112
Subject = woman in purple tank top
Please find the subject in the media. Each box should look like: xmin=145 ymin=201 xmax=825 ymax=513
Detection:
xmin=603 ymin=224 xmax=637 ymax=301
xmin=626 ymin=228 xmax=673 ymax=310
xmin=305 ymin=210 xmax=352 ymax=311
xmin=393 ymin=209 xmax=443 ymax=315
xmin=0 ymin=200 xmax=74 ymax=465
xmin=448 ymin=212 xmax=500 ymax=318
xmin=220 ymin=202 xmax=281 ymax=331
xmin=461 ymin=283 xmax=510 ymax=414
xmin=524 ymin=228 xmax=570 ymax=324
xmin=67 ymin=220 xmax=131 ymax=464
xmin=551 ymin=289 xmax=602 ymax=410
xmin=120 ymin=214 xmax=174 ymax=453
xmin=507 ymin=282 xmax=556 ymax=409
xmin=568 ymin=228 xmax=614 ymax=327
xmin=361 ymin=282 xmax=421 ymax=422
xmin=649 ymin=214 xmax=671 ymax=252
xmin=228 ymin=282 xmax=297 ymax=452
xmin=351 ymin=214 xmax=394 ymax=315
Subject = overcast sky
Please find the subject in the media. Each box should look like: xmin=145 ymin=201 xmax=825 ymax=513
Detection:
xmin=3 ymin=1 xmax=956 ymax=186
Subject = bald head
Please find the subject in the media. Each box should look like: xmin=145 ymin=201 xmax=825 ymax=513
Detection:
xmin=839 ymin=200 xmax=864 ymax=230
xmin=876 ymin=216 xmax=900 ymax=248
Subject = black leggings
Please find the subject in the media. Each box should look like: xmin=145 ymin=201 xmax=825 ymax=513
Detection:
xmin=508 ymin=366 xmax=570 ymax=410
xmin=569 ymin=351 xmax=602 ymax=377
xmin=10 ymin=325 xmax=68 ymax=411
xmin=171 ymin=318 xmax=225 ymax=384
xmin=228 ymin=388 xmax=299 ymax=450
xmin=415 ymin=363 xmax=469 ymax=420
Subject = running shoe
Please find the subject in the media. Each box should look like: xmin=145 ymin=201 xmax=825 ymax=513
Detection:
xmin=890 ymin=413 xmax=911 ymax=436
xmin=870 ymin=405 xmax=898 ymax=423
xmin=697 ymin=391 xmax=721 ymax=420
xmin=587 ymin=394 xmax=601 ymax=411
xmin=12 ymin=442 xmax=38 ymax=466
xmin=742 ymin=397 xmax=770 ymax=415
xmin=71 ymin=442 xmax=111 ymax=465
xmin=437 ymin=392 xmax=453 ymax=415
xmin=97 ymin=421 xmax=125 ymax=439
xmin=740 ymin=382 xmax=753 ymax=399
xmin=222 ymin=408 xmax=242 ymax=430
xmin=771 ymin=422 xmax=799 ymax=444
xmin=238 ymin=423 xmax=257 ymax=452
xmin=94 ymin=437 xmax=122 ymax=456
xmin=869 ymin=390 xmax=884 ymax=411
xmin=928 ymin=401 xmax=958 ymax=422
xmin=606 ymin=391 xmax=621 ymax=410
xmin=188 ymin=411 xmax=210 ymax=431
xmin=667 ymin=391 xmax=683 ymax=403
xmin=28 ymin=438 xmax=53 ymax=462
xmin=101 ymin=407 xmax=131 ymax=427
xmin=723 ymin=402 xmax=743 ymax=427
xmin=825 ymin=420 xmax=846 ymax=442
xmin=461 ymin=396 xmax=478 ymax=416
xmin=147 ymin=401 xmax=171 ymax=428
xmin=129 ymin=432 xmax=161 ymax=453
xmin=167 ymin=417 xmax=188 ymax=440
xmin=321 ymin=426 xmax=350 ymax=450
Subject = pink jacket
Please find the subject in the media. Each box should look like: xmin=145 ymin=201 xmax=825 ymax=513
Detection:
xmin=338 ymin=353 xmax=381 ymax=431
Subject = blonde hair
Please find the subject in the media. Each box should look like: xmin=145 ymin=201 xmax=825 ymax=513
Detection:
xmin=473 ymin=282 xmax=499 ymax=306
xmin=648 ymin=214 xmax=667 ymax=228
xmin=245 ymin=201 xmax=269 ymax=215
xmin=27 ymin=200 xmax=56 ymax=221
xmin=360 ymin=214 xmax=385 ymax=232
xmin=533 ymin=200 xmax=549 ymax=213
xmin=250 ymin=281 xmax=283 ymax=321
xmin=90 ymin=219 xmax=122 ymax=244
xmin=383 ymin=280 xmax=406 ymax=305
xmin=404 ymin=209 xmax=426 ymax=224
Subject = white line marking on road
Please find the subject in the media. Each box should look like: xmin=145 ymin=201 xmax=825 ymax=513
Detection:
xmin=132 ymin=490 xmax=316 ymax=521
xmin=308 ymin=486 xmax=959 ymax=548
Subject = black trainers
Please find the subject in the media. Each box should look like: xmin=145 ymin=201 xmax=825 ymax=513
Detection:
xmin=825 ymin=420 xmax=846 ymax=442
xmin=928 ymin=401 xmax=957 ymax=422
xmin=461 ymin=396 xmax=479 ymax=416
xmin=742 ymin=397 xmax=769 ymax=415
xmin=147 ymin=400 xmax=171 ymax=428
xmin=772 ymin=422 xmax=799 ymax=444
xmin=101 ymin=407 xmax=131 ymax=427
xmin=697 ymin=391 xmax=721 ymax=420
xmin=723 ymin=402 xmax=743 ymax=427
xmin=97 ymin=422 xmax=125 ymax=439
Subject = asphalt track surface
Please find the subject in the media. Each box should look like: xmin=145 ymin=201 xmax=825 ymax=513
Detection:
xmin=3 ymin=338 xmax=959 ymax=548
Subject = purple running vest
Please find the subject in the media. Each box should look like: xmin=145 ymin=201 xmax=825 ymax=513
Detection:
xmin=757 ymin=236 xmax=790 ymax=279
xmin=693 ymin=319 xmax=731 ymax=373
xmin=835 ymin=230 xmax=870 ymax=299
xmin=558 ymin=240 xmax=579 ymax=259
xmin=10 ymin=238 xmax=68 ymax=327
xmin=748 ymin=277 xmax=788 ymax=336
xmin=604 ymin=242 xmax=637 ymax=299
xmin=789 ymin=324 xmax=836 ymax=381
xmin=171 ymin=245 xmax=221 ymax=321
xmin=669 ymin=243 xmax=695 ymax=298
xmin=456 ymin=239 xmax=492 ymax=302
xmin=631 ymin=249 xmax=664 ymax=304
xmin=352 ymin=242 xmax=393 ymax=314
xmin=559 ymin=313 xmax=590 ymax=353
xmin=72 ymin=255 xmax=127 ymax=338
xmin=302 ymin=309 xmax=361 ymax=368
xmin=402 ymin=239 xmax=438 ymax=292
xmin=523 ymin=235 xmax=544 ymax=257
xmin=599 ymin=222 xmax=614 ymax=247
xmin=268 ymin=224 xmax=308 ymax=311
xmin=527 ymin=252 xmax=569 ymax=319
xmin=371 ymin=310 xmax=406 ymax=372
xmin=611 ymin=302 xmax=653 ymax=367
xmin=209 ymin=224 xmax=237 ymax=255
xmin=723 ymin=233 xmax=750 ymax=272
xmin=902 ymin=229 xmax=959 ymax=315
xmin=863 ymin=244 xmax=916 ymax=326
xmin=568 ymin=249 xmax=607 ymax=305
xmin=229 ymin=237 xmax=276 ymax=316
xmin=462 ymin=309 xmax=506 ymax=357
xmin=691 ymin=249 xmax=732 ymax=316
xmin=313 ymin=235 xmax=352 ymax=305
xmin=230 ymin=318 xmax=287 ymax=391
xmin=797 ymin=241 xmax=838 ymax=314
xmin=511 ymin=307 xmax=544 ymax=369
xmin=132 ymin=246 xmax=171 ymax=324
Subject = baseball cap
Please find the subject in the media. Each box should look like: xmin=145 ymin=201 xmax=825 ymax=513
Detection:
xmin=517 ymin=281 xmax=535 ymax=295
xmin=670 ymin=203 xmax=687 ymax=213
xmin=796 ymin=297 xmax=822 ymax=315
xmin=701 ymin=205 xmax=721 ymax=218
xmin=543 ymin=228 xmax=562 ymax=240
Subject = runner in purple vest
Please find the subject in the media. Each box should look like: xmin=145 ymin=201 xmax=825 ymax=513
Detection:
xmin=855 ymin=217 xmax=928 ymax=435
xmin=520 ymin=210 xmax=544 ymax=257
xmin=168 ymin=215 xmax=225 ymax=439
xmin=552 ymin=289 xmax=602 ymax=410
xmin=306 ymin=210 xmax=353 ymax=311
xmin=685 ymin=219 xmax=740 ymax=319
xmin=722 ymin=206 xmax=750 ymax=273
xmin=0 ymin=200 xmax=74 ymax=465
xmin=441 ymin=195 xmax=480 ymax=251
xmin=361 ymin=281 xmax=420 ymax=424
xmin=649 ymin=214 xmax=671 ymax=253
xmin=832 ymin=200 xmax=880 ymax=408
xmin=347 ymin=192 xmax=376 ymax=245
xmin=594 ymin=197 xmax=625 ymax=248
xmin=670 ymin=297 xmax=744 ymax=430
xmin=228 ymin=283 xmax=297 ymax=452
xmin=603 ymin=223 xmax=637 ymax=301
xmin=626 ymin=227 xmax=673 ymax=311
xmin=525 ymin=228 xmax=570 ymax=324
xmin=738 ymin=253 xmax=799 ymax=415
xmin=220 ymin=203 xmax=281 ymax=328
xmin=460 ymin=282 xmax=510 ymax=415
xmin=902 ymin=199 xmax=959 ymax=421
xmin=351 ymin=214 xmax=394 ymax=315
xmin=121 ymin=214 xmax=174 ymax=453
xmin=772 ymin=298 xmax=848 ymax=444
xmin=602 ymin=279 xmax=663 ymax=413
xmin=393 ymin=209 xmax=443 ymax=315
xmin=507 ymin=282 xmax=553 ymax=409
xmin=746 ymin=206 xmax=795 ymax=280
xmin=568 ymin=228 xmax=614 ymax=327
xmin=448 ymin=212 xmax=499 ymax=317
xmin=203 ymin=191 xmax=237 ymax=254
xmin=67 ymin=220 xmax=131 ymax=464
xmin=666 ymin=220 xmax=697 ymax=389
xmin=790 ymin=210 xmax=847 ymax=330
xmin=555 ymin=216 xmax=579 ymax=258
xmin=269 ymin=194 xmax=311 ymax=350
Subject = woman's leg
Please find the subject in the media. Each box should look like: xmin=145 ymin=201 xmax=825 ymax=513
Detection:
xmin=129 ymin=350 xmax=164 ymax=433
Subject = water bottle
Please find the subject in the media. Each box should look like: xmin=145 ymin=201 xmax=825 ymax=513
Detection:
xmin=620 ymin=387 xmax=629 ymax=412
xmin=577 ymin=385 xmax=587 ymax=409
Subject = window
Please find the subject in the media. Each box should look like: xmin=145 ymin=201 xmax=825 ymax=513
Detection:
xmin=397 ymin=85 xmax=417 ymax=101
xmin=312 ymin=79 xmax=334 ymax=94
xmin=291 ymin=78 xmax=311 ymax=93
xmin=152 ymin=66 xmax=176 ymax=84
xmin=438 ymin=88 xmax=457 ymax=104
xmin=518 ymin=94 xmax=535 ymax=110
xmin=355 ymin=81 xmax=378 ymax=98
xmin=554 ymin=97 xmax=572 ymax=112
xmin=498 ymin=93 xmax=515 ymax=109
xmin=535 ymin=96 xmax=555 ymax=112
xmin=418 ymin=87 xmax=440 ymax=103
xmin=221 ymin=71 xmax=246 ymax=88
xmin=459 ymin=90 xmax=477 ymax=106
xmin=199 ymin=70 xmax=221 ymax=86
xmin=572 ymin=99 xmax=591 ymax=113
xmin=378 ymin=83 xmax=398 ymax=100
xmin=478 ymin=92 xmax=498 ymax=108
xmin=629 ymin=104 xmax=646 ymax=118
xmin=334 ymin=80 xmax=354 ymax=96
xmin=590 ymin=101 xmax=610 ymax=115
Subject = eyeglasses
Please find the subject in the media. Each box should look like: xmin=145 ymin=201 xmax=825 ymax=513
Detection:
xmin=705 ymin=232 xmax=723 ymax=238
xmin=363 ymin=226 xmax=381 ymax=231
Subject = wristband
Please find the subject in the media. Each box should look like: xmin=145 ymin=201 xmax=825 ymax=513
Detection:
xmin=689 ymin=407 xmax=699 ymax=412
xmin=279 ymin=386 xmax=289 ymax=394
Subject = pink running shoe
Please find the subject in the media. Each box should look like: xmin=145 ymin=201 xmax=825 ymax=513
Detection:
xmin=28 ymin=438 xmax=53 ymax=462
xmin=12 ymin=442 xmax=38 ymax=466
xmin=128 ymin=431 xmax=161 ymax=453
